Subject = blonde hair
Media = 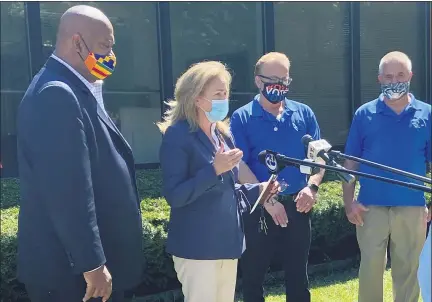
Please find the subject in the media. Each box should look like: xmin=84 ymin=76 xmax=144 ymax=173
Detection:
xmin=157 ymin=61 xmax=232 ymax=135
xmin=254 ymin=52 xmax=291 ymax=76
xmin=378 ymin=51 xmax=412 ymax=74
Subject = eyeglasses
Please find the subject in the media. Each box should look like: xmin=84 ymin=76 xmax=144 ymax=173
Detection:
xmin=257 ymin=74 xmax=293 ymax=86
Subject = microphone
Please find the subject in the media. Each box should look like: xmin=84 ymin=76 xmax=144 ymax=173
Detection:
xmin=256 ymin=150 xmax=431 ymax=193
xmin=258 ymin=150 xmax=280 ymax=174
xmin=257 ymin=150 xmax=320 ymax=176
xmin=301 ymin=135 xmax=332 ymax=162
xmin=301 ymin=135 xmax=356 ymax=184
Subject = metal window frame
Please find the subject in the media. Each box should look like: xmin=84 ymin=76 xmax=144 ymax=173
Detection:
xmin=262 ymin=2 xmax=275 ymax=54
xmin=349 ymin=2 xmax=361 ymax=117
xmin=24 ymin=2 xmax=43 ymax=78
xmin=156 ymin=2 xmax=173 ymax=116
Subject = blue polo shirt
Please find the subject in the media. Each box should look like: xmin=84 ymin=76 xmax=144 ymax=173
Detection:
xmin=345 ymin=94 xmax=431 ymax=207
xmin=230 ymin=95 xmax=321 ymax=195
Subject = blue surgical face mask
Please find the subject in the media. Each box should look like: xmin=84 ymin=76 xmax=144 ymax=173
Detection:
xmin=381 ymin=82 xmax=410 ymax=100
xmin=202 ymin=99 xmax=229 ymax=123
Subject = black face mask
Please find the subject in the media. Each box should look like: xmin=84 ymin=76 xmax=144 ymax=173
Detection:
xmin=257 ymin=75 xmax=291 ymax=104
xmin=261 ymin=82 xmax=289 ymax=104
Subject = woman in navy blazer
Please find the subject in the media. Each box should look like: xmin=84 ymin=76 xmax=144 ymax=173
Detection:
xmin=157 ymin=61 xmax=278 ymax=302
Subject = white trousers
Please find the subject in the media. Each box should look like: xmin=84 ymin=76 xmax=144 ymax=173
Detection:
xmin=172 ymin=256 xmax=238 ymax=302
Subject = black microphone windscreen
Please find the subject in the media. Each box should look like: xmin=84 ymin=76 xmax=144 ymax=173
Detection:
xmin=301 ymin=134 xmax=314 ymax=146
xmin=258 ymin=150 xmax=267 ymax=163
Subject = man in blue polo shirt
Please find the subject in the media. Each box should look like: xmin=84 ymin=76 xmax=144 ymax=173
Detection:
xmin=343 ymin=51 xmax=431 ymax=302
xmin=230 ymin=52 xmax=324 ymax=302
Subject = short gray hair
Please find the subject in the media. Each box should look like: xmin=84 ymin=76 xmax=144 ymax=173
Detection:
xmin=378 ymin=51 xmax=412 ymax=74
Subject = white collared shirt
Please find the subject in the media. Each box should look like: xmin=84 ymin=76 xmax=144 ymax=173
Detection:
xmin=51 ymin=54 xmax=107 ymax=114
xmin=210 ymin=123 xmax=246 ymax=253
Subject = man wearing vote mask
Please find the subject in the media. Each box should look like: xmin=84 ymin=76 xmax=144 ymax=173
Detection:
xmin=17 ymin=5 xmax=144 ymax=302
xmin=343 ymin=51 xmax=431 ymax=302
xmin=230 ymin=52 xmax=324 ymax=302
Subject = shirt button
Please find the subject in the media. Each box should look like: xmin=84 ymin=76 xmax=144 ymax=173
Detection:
xmin=274 ymin=127 xmax=278 ymax=131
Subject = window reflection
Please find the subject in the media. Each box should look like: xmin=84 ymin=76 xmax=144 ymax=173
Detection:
xmin=1 ymin=2 xmax=29 ymax=177
xmin=104 ymin=93 xmax=162 ymax=164
xmin=0 ymin=93 xmax=23 ymax=177
xmin=170 ymin=2 xmax=263 ymax=93
xmin=360 ymin=2 xmax=425 ymax=103
xmin=0 ymin=2 xmax=30 ymax=91
xmin=274 ymin=2 xmax=351 ymax=145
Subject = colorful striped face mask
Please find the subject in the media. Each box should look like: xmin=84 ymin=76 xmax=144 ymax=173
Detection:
xmin=78 ymin=34 xmax=116 ymax=80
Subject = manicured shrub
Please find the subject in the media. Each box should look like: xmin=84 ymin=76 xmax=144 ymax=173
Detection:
xmin=0 ymin=207 xmax=22 ymax=301
xmin=0 ymin=179 xmax=20 ymax=209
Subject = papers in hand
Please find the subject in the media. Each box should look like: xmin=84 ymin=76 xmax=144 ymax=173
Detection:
xmin=250 ymin=174 xmax=278 ymax=213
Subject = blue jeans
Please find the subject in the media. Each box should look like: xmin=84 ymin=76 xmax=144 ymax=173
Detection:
xmin=418 ymin=230 xmax=431 ymax=302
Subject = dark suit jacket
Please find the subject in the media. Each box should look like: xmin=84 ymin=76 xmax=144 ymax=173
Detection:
xmin=159 ymin=120 xmax=260 ymax=260
xmin=16 ymin=58 xmax=144 ymax=291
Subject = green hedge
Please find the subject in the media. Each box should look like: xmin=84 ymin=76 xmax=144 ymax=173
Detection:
xmin=1 ymin=170 xmax=430 ymax=301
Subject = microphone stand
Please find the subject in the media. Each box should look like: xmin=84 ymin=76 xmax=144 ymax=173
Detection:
xmin=329 ymin=150 xmax=432 ymax=185
xmin=260 ymin=151 xmax=431 ymax=193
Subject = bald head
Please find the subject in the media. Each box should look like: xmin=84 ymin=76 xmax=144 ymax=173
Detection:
xmin=55 ymin=5 xmax=115 ymax=81
xmin=57 ymin=5 xmax=112 ymax=44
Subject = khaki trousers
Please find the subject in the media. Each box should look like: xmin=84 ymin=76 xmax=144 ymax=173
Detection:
xmin=357 ymin=206 xmax=427 ymax=302
xmin=172 ymin=256 xmax=238 ymax=302
xmin=418 ymin=230 xmax=431 ymax=302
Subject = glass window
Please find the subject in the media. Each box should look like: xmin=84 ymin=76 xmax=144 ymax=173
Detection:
xmin=170 ymin=2 xmax=263 ymax=93
xmin=229 ymin=93 xmax=258 ymax=115
xmin=360 ymin=2 xmax=425 ymax=103
xmin=1 ymin=93 xmax=23 ymax=177
xmin=1 ymin=2 xmax=29 ymax=177
xmin=39 ymin=2 xmax=162 ymax=164
xmin=104 ymin=93 xmax=162 ymax=164
xmin=1 ymin=2 xmax=30 ymax=91
xmin=274 ymin=2 xmax=351 ymax=145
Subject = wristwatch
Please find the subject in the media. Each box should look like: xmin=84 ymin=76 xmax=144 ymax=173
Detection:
xmin=307 ymin=183 xmax=319 ymax=193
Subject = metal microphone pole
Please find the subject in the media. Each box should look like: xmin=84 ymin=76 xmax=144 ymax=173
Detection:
xmin=260 ymin=151 xmax=431 ymax=193
xmin=329 ymin=150 xmax=432 ymax=184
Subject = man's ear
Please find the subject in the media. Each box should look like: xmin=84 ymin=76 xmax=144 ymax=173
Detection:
xmin=255 ymin=76 xmax=262 ymax=90
xmin=377 ymin=74 xmax=383 ymax=84
xmin=72 ymin=34 xmax=83 ymax=53
xmin=408 ymin=71 xmax=413 ymax=81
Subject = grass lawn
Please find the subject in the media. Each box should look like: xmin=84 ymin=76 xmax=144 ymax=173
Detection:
xmin=235 ymin=268 xmax=424 ymax=302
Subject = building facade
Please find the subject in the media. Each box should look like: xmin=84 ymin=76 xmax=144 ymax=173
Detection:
xmin=1 ymin=1 xmax=431 ymax=177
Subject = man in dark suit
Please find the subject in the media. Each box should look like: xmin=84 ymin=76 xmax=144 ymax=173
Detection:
xmin=16 ymin=5 xmax=144 ymax=302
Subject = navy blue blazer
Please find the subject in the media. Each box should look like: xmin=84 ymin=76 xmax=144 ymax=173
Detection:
xmin=159 ymin=120 xmax=260 ymax=260
xmin=16 ymin=58 xmax=144 ymax=291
